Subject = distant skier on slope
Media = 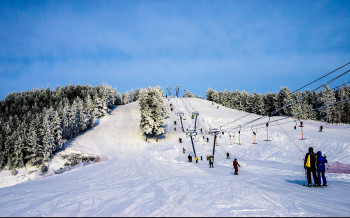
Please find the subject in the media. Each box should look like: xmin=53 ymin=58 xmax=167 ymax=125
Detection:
xmin=188 ymin=154 xmax=192 ymax=162
xmin=209 ymin=156 xmax=214 ymax=168
xmin=304 ymin=147 xmax=319 ymax=187
xmin=319 ymin=125 xmax=323 ymax=132
xmin=233 ymin=158 xmax=241 ymax=175
xmin=226 ymin=152 xmax=230 ymax=159
xmin=316 ymin=151 xmax=328 ymax=187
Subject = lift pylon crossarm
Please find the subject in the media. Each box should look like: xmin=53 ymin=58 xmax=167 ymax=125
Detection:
xmin=192 ymin=111 xmax=200 ymax=132
xmin=177 ymin=112 xmax=185 ymax=129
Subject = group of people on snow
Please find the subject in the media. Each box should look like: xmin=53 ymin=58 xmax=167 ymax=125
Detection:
xmin=304 ymin=146 xmax=328 ymax=187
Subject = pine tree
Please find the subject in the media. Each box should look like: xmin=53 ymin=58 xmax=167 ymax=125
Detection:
xmin=320 ymin=85 xmax=337 ymax=123
xmin=25 ymin=121 xmax=40 ymax=166
xmin=41 ymin=111 xmax=55 ymax=161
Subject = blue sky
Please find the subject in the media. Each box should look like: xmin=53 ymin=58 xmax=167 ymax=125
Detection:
xmin=0 ymin=0 xmax=349 ymax=99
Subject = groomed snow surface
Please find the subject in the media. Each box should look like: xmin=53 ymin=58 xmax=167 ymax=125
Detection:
xmin=1 ymin=98 xmax=350 ymax=217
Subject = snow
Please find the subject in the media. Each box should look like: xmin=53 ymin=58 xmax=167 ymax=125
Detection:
xmin=1 ymin=98 xmax=350 ymax=216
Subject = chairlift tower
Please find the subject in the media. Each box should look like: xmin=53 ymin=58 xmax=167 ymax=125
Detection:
xmin=209 ymin=128 xmax=220 ymax=156
xmin=177 ymin=112 xmax=185 ymax=131
xmin=186 ymin=130 xmax=198 ymax=157
xmin=192 ymin=111 xmax=199 ymax=132
xmin=175 ymin=86 xmax=180 ymax=98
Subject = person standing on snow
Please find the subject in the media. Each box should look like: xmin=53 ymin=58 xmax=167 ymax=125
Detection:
xmin=233 ymin=158 xmax=241 ymax=175
xmin=195 ymin=156 xmax=198 ymax=163
xmin=316 ymin=151 xmax=328 ymax=187
xmin=209 ymin=156 xmax=214 ymax=168
xmin=304 ymin=147 xmax=319 ymax=187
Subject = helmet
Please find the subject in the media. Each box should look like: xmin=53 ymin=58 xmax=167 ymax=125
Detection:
xmin=308 ymin=147 xmax=313 ymax=152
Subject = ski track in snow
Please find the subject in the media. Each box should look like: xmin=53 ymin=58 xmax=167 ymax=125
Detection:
xmin=0 ymin=99 xmax=350 ymax=216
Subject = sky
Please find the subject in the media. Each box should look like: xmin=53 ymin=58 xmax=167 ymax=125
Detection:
xmin=0 ymin=0 xmax=350 ymax=100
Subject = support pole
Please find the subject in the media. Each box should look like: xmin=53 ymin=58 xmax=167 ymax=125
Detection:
xmin=238 ymin=130 xmax=241 ymax=145
xmin=213 ymin=134 xmax=217 ymax=156
xmin=190 ymin=135 xmax=196 ymax=157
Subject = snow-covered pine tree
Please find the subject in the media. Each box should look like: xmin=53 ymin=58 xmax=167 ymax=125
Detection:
xmin=51 ymin=110 xmax=63 ymax=151
xmin=335 ymin=85 xmax=346 ymax=123
xmin=25 ymin=121 xmax=40 ymax=166
xmin=344 ymin=83 xmax=350 ymax=123
xmin=320 ymin=85 xmax=337 ymax=123
xmin=139 ymin=87 xmax=167 ymax=140
xmin=122 ymin=91 xmax=130 ymax=105
xmin=134 ymin=88 xmax=140 ymax=101
xmin=13 ymin=132 xmax=25 ymax=168
xmin=206 ymin=88 xmax=214 ymax=101
xmin=277 ymin=87 xmax=293 ymax=116
xmin=41 ymin=111 xmax=55 ymax=162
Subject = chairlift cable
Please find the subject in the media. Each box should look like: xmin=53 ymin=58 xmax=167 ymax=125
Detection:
xmin=290 ymin=62 xmax=350 ymax=95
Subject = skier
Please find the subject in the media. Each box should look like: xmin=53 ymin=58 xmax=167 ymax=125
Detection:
xmin=217 ymin=106 xmax=219 ymax=109
xmin=195 ymin=156 xmax=198 ymax=163
xmin=174 ymin=121 xmax=177 ymax=125
xmin=233 ymin=158 xmax=241 ymax=175
xmin=316 ymin=151 xmax=328 ymax=187
xmin=201 ymin=128 xmax=203 ymax=133
xmin=183 ymin=147 xmax=186 ymax=154
xmin=226 ymin=152 xmax=230 ymax=159
xmin=206 ymin=137 xmax=209 ymax=143
xmin=179 ymin=138 xmax=182 ymax=143
xmin=188 ymin=154 xmax=192 ymax=162
xmin=174 ymin=127 xmax=176 ymax=131
xmin=319 ymin=125 xmax=323 ymax=132
xmin=209 ymin=156 xmax=214 ymax=168
xmin=201 ymin=156 xmax=203 ymax=161
xmin=304 ymin=147 xmax=319 ymax=187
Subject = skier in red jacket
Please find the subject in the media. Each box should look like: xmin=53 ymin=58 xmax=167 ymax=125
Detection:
xmin=233 ymin=158 xmax=241 ymax=175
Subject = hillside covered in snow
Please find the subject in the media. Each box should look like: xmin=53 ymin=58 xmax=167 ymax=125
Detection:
xmin=0 ymin=97 xmax=350 ymax=216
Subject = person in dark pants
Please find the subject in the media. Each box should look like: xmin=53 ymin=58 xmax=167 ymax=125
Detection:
xmin=209 ymin=156 xmax=214 ymax=168
xmin=188 ymin=154 xmax=192 ymax=162
xmin=206 ymin=137 xmax=209 ymax=143
xmin=233 ymin=158 xmax=241 ymax=175
xmin=316 ymin=151 xmax=328 ymax=186
xmin=304 ymin=147 xmax=319 ymax=187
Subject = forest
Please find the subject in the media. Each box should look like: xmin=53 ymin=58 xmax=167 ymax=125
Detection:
xmin=0 ymin=84 xmax=121 ymax=171
xmin=205 ymin=84 xmax=350 ymax=124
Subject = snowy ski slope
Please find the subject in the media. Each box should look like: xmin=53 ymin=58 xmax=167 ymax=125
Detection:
xmin=0 ymin=98 xmax=350 ymax=216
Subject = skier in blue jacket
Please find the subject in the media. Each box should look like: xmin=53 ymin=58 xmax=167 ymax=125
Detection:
xmin=316 ymin=151 xmax=328 ymax=187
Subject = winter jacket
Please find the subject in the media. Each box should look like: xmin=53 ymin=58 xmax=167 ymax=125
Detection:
xmin=316 ymin=152 xmax=327 ymax=171
xmin=233 ymin=160 xmax=240 ymax=168
xmin=304 ymin=152 xmax=317 ymax=169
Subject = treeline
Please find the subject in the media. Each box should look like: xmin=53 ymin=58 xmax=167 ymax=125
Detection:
xmin=0 ymin=83 xmax=121 ymax=170
xmin=206 ymin=84 xmax=350 ymax=124
xmin=139 ymin=87 xmax=167 ymax=141
xmin=121 ymin=88 xmax=140 ymax=105
xmin=184 ymin=90 xmax=204 ymax=99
